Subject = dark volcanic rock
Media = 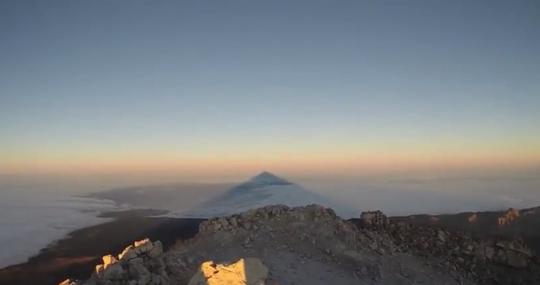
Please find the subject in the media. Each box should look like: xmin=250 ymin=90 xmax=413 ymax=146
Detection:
xmin=359 ymin=210 xmax=389 ymax=230
xmin=63 ymin=205 xmax=540 ymax=285
xmin=353 ymin=210 xmax=540 ymax=285
xmin=392 ymin=206 xmax=540 ymax=255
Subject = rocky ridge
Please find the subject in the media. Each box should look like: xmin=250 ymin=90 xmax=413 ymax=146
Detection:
xmin=62 ymin=204 xmax=539 ymax=285
xmin=356 ymin=211 xmax=540 ymax=284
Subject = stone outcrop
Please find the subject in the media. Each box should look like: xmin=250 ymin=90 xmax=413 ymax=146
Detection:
xmin=497 ymin=208 xmax=520 ymax=226
xmin=468 ymin=213 xmax=478 ymax=224
xmin=165 ymin=204 xmax=469 ymax=284
xmin=188 ymin=258 xmax=268 ymax=285
xmin=360 ymin=210 xmax=389 ymax=229
xmin=367 ymin=212 xmax=539 ymax=284
xmin=491 ymin=240 xmax=533 ymax=268
xmin=60 ymin=238 xmax=168 ymax=285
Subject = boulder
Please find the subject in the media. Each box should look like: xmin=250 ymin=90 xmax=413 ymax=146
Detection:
xmin=128 ymin=259 xmax=151 ymax=284
xmin=437 ymin=230 xmax=447 ymax=243
xmin=147 ymin=240 xmax=163 ymax=258
xmin=188 ymin=258 xmax=268 ymax=285
xmin=492 ymin=240 xmax=532 ymax=268
xmin=484 ymin=246 xmax=496 ymax=260
xmin=497 ymin=208 xmax=520 ymax=226
xmin=134 ymin=238 xmax=154 ymax=254
xmin=102 ymin=262 xmax=125 ymax=280
xmin=118 ymin=245 xmax=137 ymax=261
xmin=495 ymin=240 xmax=532 ymax=257
xmin=95 ymin=264 xmax=104 ymax=276
xmin=360 ymin=211 xmax=389 ymax=229
xmin=102 ymin=254 xmax=118 ymax=269
xmin=467 ymin=213 xmax=478 ymax=224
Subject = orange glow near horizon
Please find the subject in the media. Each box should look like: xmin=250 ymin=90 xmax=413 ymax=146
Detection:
xmin=2 ymin=144 xmax=539 ymax=178
xmin=2 ymin=124 xmax=540 ymax=180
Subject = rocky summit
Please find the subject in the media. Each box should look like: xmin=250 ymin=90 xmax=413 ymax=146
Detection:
xmin=60 ymin=238 xmax=168 ymax=285
xmin=62 ymin=204 xmax=539 ymax=285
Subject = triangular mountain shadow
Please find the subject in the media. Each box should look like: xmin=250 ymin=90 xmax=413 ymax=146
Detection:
xmin=228 ymin=171 xmax=292 ymax=196
xmin=250 ymin=171 xmax=292 ymax=185
xmin=180 ymin=172 xmax=349 ymax=218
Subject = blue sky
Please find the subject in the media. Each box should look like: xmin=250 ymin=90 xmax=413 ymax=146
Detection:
xmin=1 ymin=0 xmax=539 ymax=175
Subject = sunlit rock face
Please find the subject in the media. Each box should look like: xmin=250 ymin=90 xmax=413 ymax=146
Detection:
xmin=60 ymin=238 xmax=168 ymax=285
xmin=497 ymin=208 xmax=520 ymax=226
xmin=188 ymin=258 xmax=268 ymax=285
xmin=467 ymin=213 xmax=478 ymax=224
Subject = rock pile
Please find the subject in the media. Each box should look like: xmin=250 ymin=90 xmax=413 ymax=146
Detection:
xmin=196 ymin=204 xmax=361 ymax=252
xmin=62 ymin=204 xmax=540 ymax=285
xmin=60 ymin=238 xmax=169 ymax=285
xmin=165 ymin=204 xmax=469 ymax=284
xmin=355 ymin=211 xmax=539 ymax=284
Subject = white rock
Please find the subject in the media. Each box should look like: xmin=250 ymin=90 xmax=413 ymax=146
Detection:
xmin=118 ymin=245 xmax=137 ymax=261
xmin=134 ymin=238 xmax=154 ymax=254
xmin=188 ymin=258 xmax=268 ymax=285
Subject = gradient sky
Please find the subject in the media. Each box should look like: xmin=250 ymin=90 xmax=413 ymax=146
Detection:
xmin=1 ymin=1 xmax=539 ymax=177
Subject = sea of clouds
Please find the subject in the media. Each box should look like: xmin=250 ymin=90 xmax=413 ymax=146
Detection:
xmin=1 ymin=172 xmax=539 ymax=269
xmin=0 ymin=186 xmax=118 ymax=268
xmin=300 ymin=174 xmax=540 ymax=216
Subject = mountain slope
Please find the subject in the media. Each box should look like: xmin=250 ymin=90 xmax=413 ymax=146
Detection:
xmin=61 ymin=205 xmax=540 ymax=285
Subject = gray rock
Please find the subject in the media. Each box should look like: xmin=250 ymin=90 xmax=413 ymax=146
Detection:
xmin=134 ymin=239 xmax=154 ymax=254
xmin=147 ymin=241 xmax=163 ymax=258
xmin=360 ymin=211 xmax=389 ymax=229
xmin=102 ymin=263 xmax=125 ymax=280
xmin=118 ymin=245 xmax=137 ymax=261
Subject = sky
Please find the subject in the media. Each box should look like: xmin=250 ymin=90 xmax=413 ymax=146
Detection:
xmin=1 ymin=0 xmax=539 ymax=179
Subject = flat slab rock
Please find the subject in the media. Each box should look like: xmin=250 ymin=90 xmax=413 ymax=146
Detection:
xmin=188 ymin=258 xmax=268 ymax=285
